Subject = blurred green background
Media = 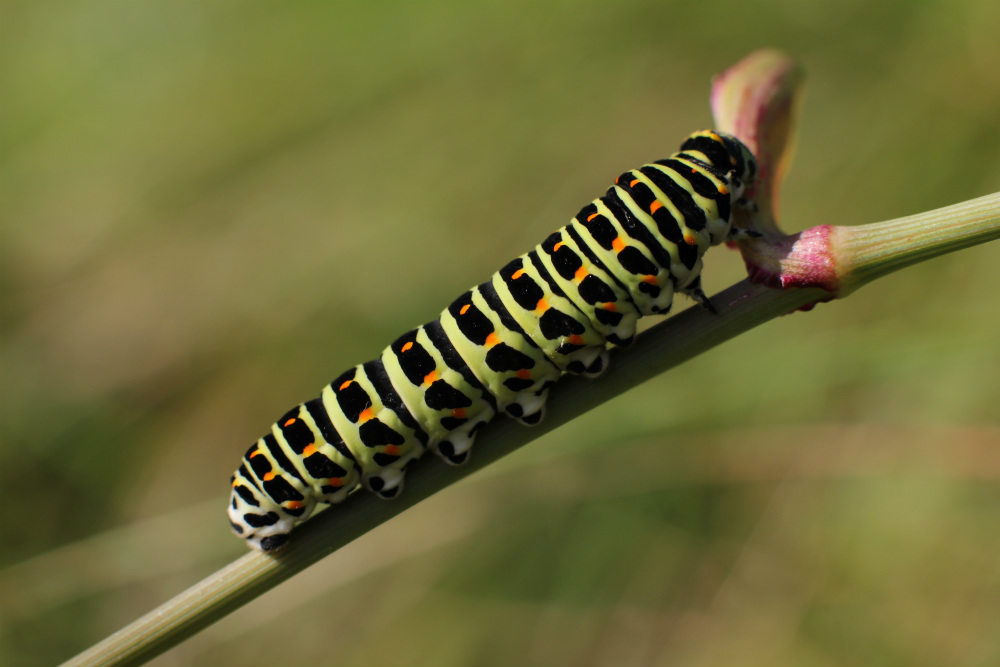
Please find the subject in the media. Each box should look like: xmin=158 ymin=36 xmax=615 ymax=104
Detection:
xmin=2 ymin=1 xmax=1000 ymax=665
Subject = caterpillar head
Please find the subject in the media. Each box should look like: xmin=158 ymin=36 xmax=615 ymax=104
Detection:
xmin=721 ymin=133 xmax=759 ymax=204
xmin=228 ymin=467 xmax=317 ymax=551
xmin=678 ymin=130 xmax=759 ymax=243
xmin=680 ymin=130 xmax=758 ymax=198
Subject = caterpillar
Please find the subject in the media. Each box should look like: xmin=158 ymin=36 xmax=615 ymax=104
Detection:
xmin=229 ymin=130 xmax=758 ymax=551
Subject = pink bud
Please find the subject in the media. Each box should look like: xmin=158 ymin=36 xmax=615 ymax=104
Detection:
xmin=711 ymin=49 xmax=806 ymax=232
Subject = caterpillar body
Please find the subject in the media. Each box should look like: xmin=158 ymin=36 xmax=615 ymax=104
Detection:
xmin=229 ymin=130 xmax=758 ymax=551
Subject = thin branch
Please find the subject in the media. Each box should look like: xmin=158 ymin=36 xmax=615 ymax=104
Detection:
xmin=836 ymin=192 xmax=1000 ymax=294
xmin=59 ymin=183 xmax=1000 ymax=665
xmin=61 ymin=277 xmax=828 ymax=667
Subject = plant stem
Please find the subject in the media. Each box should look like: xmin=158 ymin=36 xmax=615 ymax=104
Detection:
xmin=61 ymin=276 xmax=826 ymax=667
xmin=59 ymin=183 xmax=1000 ymax=665
xmin=836 ymin=192 xmax=1000 ymax=295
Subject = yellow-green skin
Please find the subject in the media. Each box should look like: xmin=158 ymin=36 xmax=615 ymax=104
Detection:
xmin=228 ymin=130 xmax=758 ymax=551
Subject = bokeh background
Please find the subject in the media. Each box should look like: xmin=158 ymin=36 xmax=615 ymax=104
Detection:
xmin=3 ymin=1 xmax=1000 ymax=665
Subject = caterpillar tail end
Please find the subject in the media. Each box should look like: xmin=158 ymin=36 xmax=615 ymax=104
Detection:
xmin=228 ymin=509 xmax=294 ymax=552
xmin=228 ymin=479 xmax=312 ymax=552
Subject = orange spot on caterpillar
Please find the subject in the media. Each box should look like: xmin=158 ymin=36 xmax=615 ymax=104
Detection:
xmin=719 ymin=185 xmax=729 ymax=195
xmin=574 ymin=266 xmax=587 ymax=281
xmin=339 ymin=380 xmax=352 ymax=391
xmin=452 ymin=408 xmax=466 ymax=418
xmin=512 ymin=269 xmax=525 ymax=280
xmin=263 ymin=472 xmax=276 ymax=482
xmin=283 ymin=418 xmax=296 ymax=427
xmin=642 ymin=275 xmax=658 ymax=284
xmin=285 ymin=501 xmax=304 ymax=510
xmin=604 ymin=302 xmax=618 ymax=312
xmin=553 ymin=241 xmax=565 ymax=252
xmin=535 ymin=297 xmax=548 ymax=312
xmin=328 ymin=478 xmax=344 ymax=487
xmin=359 ymin=407 xmax=375 ymax=422
xmin=684 ymin=234 xmax=697 ymax=246
xmin=232 ymin=478 xmax=240 ymax=487
xmin=303 ymin=444 xmax=318 ymax=456
xmin=568 ymin=334 xmax=584 ymax=345
xmin=650 ymin=200 xmax=663 ymax=214
xmin=459 ymin=304 xmax=471 ymax=315
xmin=249 ymin=449 xmax=263 ymax=459
xmin=384 ymin=445 xmax=400 ymax=456
xmin=401 ymin=341 xmax=413 ymax=353
xmin=629 ymin=179 xmax=639 ymax=187
xmin=611 ymin=237 xmax=626 ymax=252
xmin=691 ymin=168 xmax=698 ymax=174
xmin=516 ymin=369 xmax=532 ymax=379
xmin=485 ymin=332 xmax=500 ymax=347
xmin=586 ymin=213 xmax=599 ymax=222
xmin=423 ymin=370 xmax=439 ymax=385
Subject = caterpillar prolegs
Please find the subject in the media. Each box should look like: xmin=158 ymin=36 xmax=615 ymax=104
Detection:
xmin=228 ymin=130 xmax=758 ymax=551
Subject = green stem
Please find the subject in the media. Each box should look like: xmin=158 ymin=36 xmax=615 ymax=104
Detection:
xmin=62 ymin=187 xmax=1000 ymax=665
xmin=61 ymin=277 xmax=827 ymax=667
xmin=733 ymin=193 xmax=1000 ymax=304
xmin=836 ymin=192 xmax=1000 ymax=295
